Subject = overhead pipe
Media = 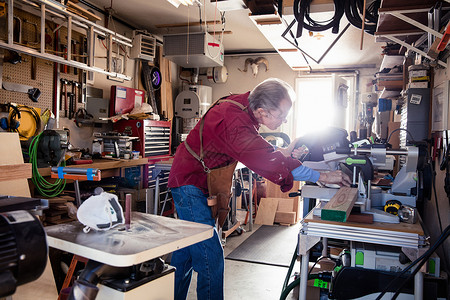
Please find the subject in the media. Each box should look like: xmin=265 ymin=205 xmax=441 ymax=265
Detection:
xmin=78 ymin=0 xmax=137 ymax=30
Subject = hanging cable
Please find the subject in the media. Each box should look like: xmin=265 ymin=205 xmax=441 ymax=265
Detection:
xmin=293 ymin=0 xmax=344 ymax=38
xmin=375 ymin=225 xmax=450 ymax=300
xmin=344 ymin=0 xmax=380 ymax=35
xmin=386 ymin=128 xmax=415 ymax=145
xmin=13 ymin=105 xmax=41 ymax=140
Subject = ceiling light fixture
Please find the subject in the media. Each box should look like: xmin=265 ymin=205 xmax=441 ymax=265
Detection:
xmin=167 ymin=0 xmax=200 ymax=7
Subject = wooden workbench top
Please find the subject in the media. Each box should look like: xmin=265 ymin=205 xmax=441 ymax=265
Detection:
xmin=304 ymin=213 xmax=424 ymax=235
xmin=37 ymin=157 xmax=150 ymax=177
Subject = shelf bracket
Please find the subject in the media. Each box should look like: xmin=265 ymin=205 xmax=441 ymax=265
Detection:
xmin=377 ymin=6 xmax=448 ymax=68
xmin=379 ymin=34 xmax=447 ymax=68
xmin=386 ymin=10 xmax=443 ymax=39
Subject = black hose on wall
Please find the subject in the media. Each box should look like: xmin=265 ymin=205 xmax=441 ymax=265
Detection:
xmin=293 ymin=0 xmax=345 ymax=37
xmin=344 ymin=0 xmax=381 ymax=35
xmin=291 ymin=0 xmax=381 ymax=37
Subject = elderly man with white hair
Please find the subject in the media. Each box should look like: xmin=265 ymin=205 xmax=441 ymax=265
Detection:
xmin=168 ymin=78 xmax=351 ymax=300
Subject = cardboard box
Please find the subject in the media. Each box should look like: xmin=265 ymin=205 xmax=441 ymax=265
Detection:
xmin=408 ymin=81 xmax=428 ymax=89
xmin=408 ymin=70 xmax=428 ymax=78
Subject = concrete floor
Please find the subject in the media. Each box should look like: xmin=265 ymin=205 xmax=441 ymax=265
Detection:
xmin=186 ymin=214 xmax=301 ymax=300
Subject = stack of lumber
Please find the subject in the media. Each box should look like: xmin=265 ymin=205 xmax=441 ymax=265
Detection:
xmin=265 ymin=180 xmax=301 ymax=223
xmin=43 ymin=196 xmax=77 ymax=225
xmin=67 ymin=1 xmax=101 ymax=22
xmin=254 ymin=197 xmax=298 ymax=226
xmin=0 ymin=133 xmax=32 ymax=197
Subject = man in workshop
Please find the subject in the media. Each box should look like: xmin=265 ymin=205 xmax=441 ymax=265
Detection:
xmin=167 ymin=78 xmax=351 ymax=300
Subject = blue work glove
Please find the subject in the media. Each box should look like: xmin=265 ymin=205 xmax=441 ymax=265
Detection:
xmin=291 ymin=165 xmax=320 ymax=182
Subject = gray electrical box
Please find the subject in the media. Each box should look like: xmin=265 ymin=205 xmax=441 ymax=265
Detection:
xmin=400 ymin=88 xmax=430 ymax=145
xmin=86 ymin=97 xmax=109 ymax=123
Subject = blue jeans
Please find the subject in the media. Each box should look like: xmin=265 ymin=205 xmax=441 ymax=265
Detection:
xmin=170 ymin=185 xmax=224 ymax=300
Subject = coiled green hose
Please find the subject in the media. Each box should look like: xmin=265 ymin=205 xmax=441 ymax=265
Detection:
xmin=29 ymin=132 xmax=66 ymax=197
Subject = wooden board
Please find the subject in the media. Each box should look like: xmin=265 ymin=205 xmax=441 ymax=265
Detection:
xmin=347 ymin=213 xmax=374 ymax=224
xmin=67 ymin=1 xmax=101 ymax=21
xmin=0 ymin=163 xmax=31 ymax=181
xmin=265 ymin=180 xmax=301 ymax=222
xmin=274 ymin=211 xmax=296 ymax=224
xmin=265 ymin=180 xmax=300 ymax=198
xmin=0 ymin=133 xmax=30 ymax=197
xmin=321 ymin=187 xmax=358 ymax=222
xmin=159 ymin=45 xmax=173 ymax=120
xmin=254 ymin=198 xmax=279 ymax=225
xmin=276 ymin=198 xmax=295 ymax=212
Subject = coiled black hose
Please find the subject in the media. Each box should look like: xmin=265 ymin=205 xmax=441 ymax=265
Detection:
xmin=293 ymin=0 xmax=345 ymax=37
xmin=344 ymin=0 xmax=381 ymax=35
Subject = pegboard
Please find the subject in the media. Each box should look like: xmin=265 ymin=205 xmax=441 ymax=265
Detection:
xmin=57 ymin=24 xmax=86 ymax=118
xmin=0 ymin=6 xmax=86 ymax=115
xmin=0 ymin=55 xmax=54 ymax=111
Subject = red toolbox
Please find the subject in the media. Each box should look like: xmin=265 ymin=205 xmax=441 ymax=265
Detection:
xmin=110 ymin=86 xmax=145 ymax=116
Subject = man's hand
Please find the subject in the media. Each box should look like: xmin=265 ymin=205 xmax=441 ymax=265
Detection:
xmin=291 ymin=146 xmax=309 ymax=160
xmin=318 ymin=170 xmax=352 ymax=187
xmin=278 ymin=137 xmax=308 ymax=159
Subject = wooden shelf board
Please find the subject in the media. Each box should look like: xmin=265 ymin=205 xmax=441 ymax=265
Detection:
xmin=378 ymin=0 xmax=439 ymax=10
xmin=376 ymin=80 xmax=404 ymax=90
xmin=375 ymin=33 xmax=422 ymax=43
xmin=377 ymin=13 xmax=428 ymax=34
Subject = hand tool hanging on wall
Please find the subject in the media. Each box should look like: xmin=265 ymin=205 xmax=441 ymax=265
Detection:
xmin=30 ymin=56 xmax=37 ymax=80
xmin=71 ymin=81 xmax=81 ymax=103
xmin=68 ymin=92 xmax=75 ymax=119
xmin=0 ymin=51 xmax=38 ymax=102
xmin=2 ymin=82 xmax=41 ymax=102
xmin=60 ymin=79 xmax=69 ymax=117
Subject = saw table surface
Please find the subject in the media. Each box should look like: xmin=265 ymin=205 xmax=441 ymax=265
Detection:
xmin=46 ymin=212 xmax=214 ymax=267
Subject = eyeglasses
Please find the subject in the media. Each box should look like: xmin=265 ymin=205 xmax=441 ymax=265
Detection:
xmin=267 ymin=110 xmax=288 ymax=123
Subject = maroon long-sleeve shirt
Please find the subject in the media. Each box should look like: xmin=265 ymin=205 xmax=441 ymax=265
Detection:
xmin=168 ymin=92 xmax=301 ymax=193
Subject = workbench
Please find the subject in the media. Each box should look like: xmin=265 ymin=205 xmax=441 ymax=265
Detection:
xmin=46 ymin=212 xmax=214 ymax=298
xmin=46 ymin=211 xmax=213 ymax=266
xmin=297 ymin=210 xmax=427 ymax=300
xmin=38 ymin=157 xmax=150 ymax=178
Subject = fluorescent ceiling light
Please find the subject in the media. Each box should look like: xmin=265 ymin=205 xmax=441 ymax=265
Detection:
xmin=167 ymin=0 xmax=181 ymax=7
xmin=167 ymin=0 xmax=199 ymax=7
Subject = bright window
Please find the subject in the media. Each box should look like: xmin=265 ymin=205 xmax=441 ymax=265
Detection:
xmin=293 ymin=74 xmax=356 ymax=138
xmin=295 ymin=76 xmax=333 ymax=137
